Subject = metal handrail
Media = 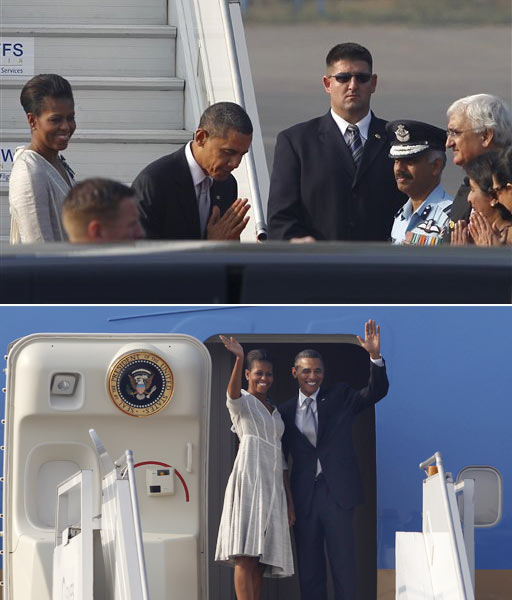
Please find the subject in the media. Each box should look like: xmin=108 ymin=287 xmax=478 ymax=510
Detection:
xmin=419 ymin=451 xmax=471 ymax=598
xmin=219 ymin=0 xmax=268 ymax=240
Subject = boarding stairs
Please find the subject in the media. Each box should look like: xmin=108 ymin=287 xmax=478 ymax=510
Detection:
xmin=395 ymin=451 xmax=502 ymax=599
xmin=52 ymin=429 xmax=149 ymax=599
xmin=0 ymin=0 xmax=268 ymax=241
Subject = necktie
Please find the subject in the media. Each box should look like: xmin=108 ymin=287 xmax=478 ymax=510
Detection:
xmin=302 ymin=397 xmax=317 ymax=446
xmin=197 ymin=177 xmax=211 ymax=237
xmin=346 ymin=124 xmax=363 ymax=167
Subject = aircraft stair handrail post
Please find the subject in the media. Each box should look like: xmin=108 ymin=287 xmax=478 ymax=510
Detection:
xmin=454 ymin=478 xmax=475 ymax=591
xmin=419 ymin=451 xmax=473 ymax=599
xmin=125 ymin=449 xmax=150 ymax=600
xmin=219 ymin=0 xmax=269 ymax=240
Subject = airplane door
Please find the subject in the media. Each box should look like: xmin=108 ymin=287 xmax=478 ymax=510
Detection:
xmin=207 ymin=336 xmax=377 ymax=600
xmin=3 ymin=333 xmax=210 ymax=600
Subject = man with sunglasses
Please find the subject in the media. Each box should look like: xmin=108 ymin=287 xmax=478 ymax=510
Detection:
xmin=267 ymin=42 xmax=404 ymax=242
xmin=443 ymin=94 xmax=512 ymax=242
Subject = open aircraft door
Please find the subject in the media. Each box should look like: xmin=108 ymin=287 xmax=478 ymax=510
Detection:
xmin=2 ymin=333 xmax=211 ymax=599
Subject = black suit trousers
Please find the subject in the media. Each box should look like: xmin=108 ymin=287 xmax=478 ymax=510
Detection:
xmin=294 ymin=476 xmax=356 ymax=600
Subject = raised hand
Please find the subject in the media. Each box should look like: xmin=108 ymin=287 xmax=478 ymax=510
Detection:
xmin=219 ymin=335 xmax=244 ymax=359
xmin=356 ymin=319 xmax=381 ymax=359
xmin=207 ymin=198 xmax=250 ymax=240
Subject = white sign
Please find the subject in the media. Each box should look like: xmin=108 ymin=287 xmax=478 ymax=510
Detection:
xmin=0 ymin=147 xmax=16 ymax=183
xmin=0 ymin=37 xmax=34 ymax=76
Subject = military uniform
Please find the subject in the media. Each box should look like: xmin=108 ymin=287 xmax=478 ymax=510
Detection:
xmin=386 ymin=119 xmax=452 ymax=245
xmin=391 ymin=185 xmax=453 ymax=245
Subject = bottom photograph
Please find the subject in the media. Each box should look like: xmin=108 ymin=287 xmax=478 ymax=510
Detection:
xmin=0 ymin=305 xmax=510 ymax=600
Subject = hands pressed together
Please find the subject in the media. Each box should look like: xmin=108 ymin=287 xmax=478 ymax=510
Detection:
xmin=451 ymin=212 xmax=505 ymax=246
xmin=207 ymin=197 xmax=250 ymax=240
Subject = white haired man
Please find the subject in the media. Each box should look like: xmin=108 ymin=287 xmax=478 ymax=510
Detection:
xmin=444 ymin=93 xmax=512 ymax=241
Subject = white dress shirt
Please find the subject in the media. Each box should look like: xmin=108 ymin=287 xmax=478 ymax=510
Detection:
xmin=330 ymin=109 xmax=372 ymax=147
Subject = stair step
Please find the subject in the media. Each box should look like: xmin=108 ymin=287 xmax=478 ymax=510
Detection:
xmin=0 ymin=26 xmax=177 ymax=77
xmin=2 ymin=25 xmax=177 ymax=38
xmin=2 ymin=129 xmax=193 ymax=144
xmin=2 ymin=0 xmax=168 ymax=25
xmin=2 ymin=78 xmax=186 ymax=130
xmin=1 ymin=132 xmax=192 ymax=187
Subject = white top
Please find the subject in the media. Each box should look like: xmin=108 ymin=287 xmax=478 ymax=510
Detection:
xmin=8 ymin=146 xmax=75 ymax=243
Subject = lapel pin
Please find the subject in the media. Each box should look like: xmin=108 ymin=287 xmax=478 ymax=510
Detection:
xmin=375 ymin=133 xmax=381 ymax=139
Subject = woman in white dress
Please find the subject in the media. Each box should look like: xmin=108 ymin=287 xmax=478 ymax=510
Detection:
xmin=216 ymin=336 xmax=294 ymax=600
xmin=9 ymin=74 xmax=76 ymax=243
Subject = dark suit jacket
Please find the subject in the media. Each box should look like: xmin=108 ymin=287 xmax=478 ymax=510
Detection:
xmin=279 ymin=361 xmax=389 ymax=518
xmin=132 ymin=145 xmax=238 ymax=240
xmin=267 ymin=111 xmax=405 ymax=241
xmin=442 ymin=180 xmax=471 ymax=243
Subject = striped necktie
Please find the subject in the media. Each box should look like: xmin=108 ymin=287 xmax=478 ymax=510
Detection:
xmin=346 ymin=124 xmax=363 ymax=167
xmin=197 ymin=176 xmax=212 ymax=237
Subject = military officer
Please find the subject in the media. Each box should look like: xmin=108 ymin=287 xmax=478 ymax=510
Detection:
xmin=387 ymin=120 xmax=453 ymax=245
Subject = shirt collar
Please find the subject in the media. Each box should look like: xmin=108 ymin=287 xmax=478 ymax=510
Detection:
xmin=408 ymin=183 xmax=446 ymax=216
xmin=298 ymin=388 xmax=320 ymax=407
xmin=330 ymin=109 xmax=372 ymax=142
xmin=185 ymin=141 xmax=210 ymax=187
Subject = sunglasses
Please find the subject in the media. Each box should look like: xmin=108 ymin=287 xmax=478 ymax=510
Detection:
xmin=327 ymin=71 xmax=373 ymax=84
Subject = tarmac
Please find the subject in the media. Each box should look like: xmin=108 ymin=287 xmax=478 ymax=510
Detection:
xmin=245 ymin=23 xmax=512 ymax=195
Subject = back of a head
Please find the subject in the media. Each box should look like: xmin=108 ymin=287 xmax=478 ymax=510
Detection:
xmin=447 ymin=94 xmax=512 ymax=147
xmin=20 ymin=73 xmax=74 ymax=115
xmin=465 ymin=151 xmax=499 ymax=193
xmin=326 ymin=42 xmax=373 ymax=71
xmin=494 ymin=146 xmax=512 ymax=187
xmin=198 ymin=101 xmax=253 ymax=138
xmin=62 ymin=178 xmax=136 ymax=242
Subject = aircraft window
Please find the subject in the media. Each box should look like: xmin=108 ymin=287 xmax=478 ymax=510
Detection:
xmin=456 ymin=466 xmax=502 ymax=528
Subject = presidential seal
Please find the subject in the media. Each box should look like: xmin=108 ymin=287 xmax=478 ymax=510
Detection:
xmin=107 ymin=350 xmax=174 ymax=417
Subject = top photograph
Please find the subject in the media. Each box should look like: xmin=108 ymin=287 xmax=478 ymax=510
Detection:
xmin=1 ymin=0 xmax=511 ymax=303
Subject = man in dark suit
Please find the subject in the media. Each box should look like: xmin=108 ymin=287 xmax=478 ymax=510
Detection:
xmin=443 ymin=93 xmax=512 ymax=242
xmin=279 ymin=320 xmax=389 ymax=600
xmin=267 ymin=43 xmax=404 ymax=241
xmin=132 ymin=102 xmax=252 ymax=240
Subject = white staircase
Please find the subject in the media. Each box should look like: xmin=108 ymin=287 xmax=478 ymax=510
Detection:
xmin=0 ymin=0 xmax=268 ymax=241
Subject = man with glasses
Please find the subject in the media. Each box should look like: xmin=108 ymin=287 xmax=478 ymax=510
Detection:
xmin=267 ymin=42 xmax=404 ymax=242
xmin=444 ymin=94 xmax=512 ymax=241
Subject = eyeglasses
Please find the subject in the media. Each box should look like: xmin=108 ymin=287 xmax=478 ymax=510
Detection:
xmin=488 ymin=182 xmax=511 ymax=197
xmin=446 ymin=127 xmax=482 ymax=138
xmin=327 ymin=72 xmax=373 ymax=84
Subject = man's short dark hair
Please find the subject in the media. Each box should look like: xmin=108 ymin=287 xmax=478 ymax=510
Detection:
xmin=198 ymin=101 xmax=253 ymax=138
xmin=326 ymin=43 xmax=373 ymax=71
xmin=294 ymin=349 xmax=324 ymax=368
xmin=63 ymin=178 xmax=136 ymax=231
